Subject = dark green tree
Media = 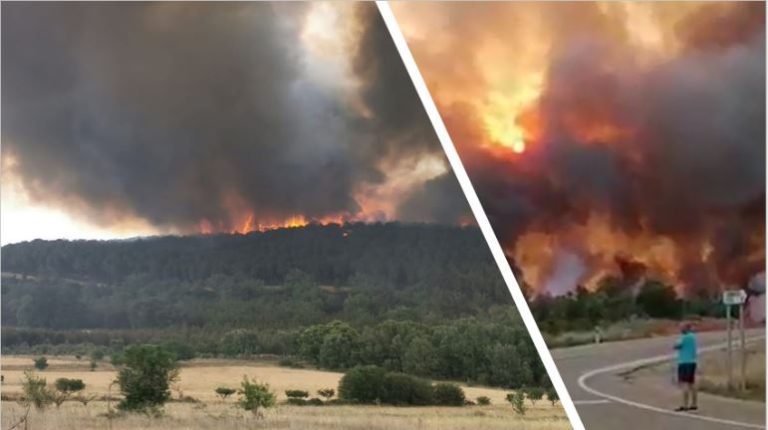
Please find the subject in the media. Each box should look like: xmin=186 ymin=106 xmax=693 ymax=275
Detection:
xmin=215 ymin=387 xmax=236 ymax=400
xmin=546 ymin=387 xmax=559 ymax=406
xmin=33 ymin=357 xmax=48 ymax=371
xmin=116 ymin=345 xmax=179 ymax=412
xmin=432 ymin=383 xmax=465 ymax=406
xmin=338 ymin=365 xmax=387 ymax=404
xmin=237 ymin=377 xmax=276 ymax=418
xmin=524 ymin=386 xmax=544 ymax=406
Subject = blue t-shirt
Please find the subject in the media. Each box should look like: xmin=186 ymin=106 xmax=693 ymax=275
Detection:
xmin=676 ymin=332 xmax=697 ymax=364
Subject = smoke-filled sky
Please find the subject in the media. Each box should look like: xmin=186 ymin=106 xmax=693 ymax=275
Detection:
xmin=1 ymin=2 xmax=468 ymax=244
xmin=395 ymin=2 xmax=766 ymax=294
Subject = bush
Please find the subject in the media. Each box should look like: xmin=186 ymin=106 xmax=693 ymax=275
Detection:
xmin=111 ymin=353 xmax=125 ymax=367
xmin=338 ymin=366 xmax=437 ymax=406
xmin=238 ymin=377 xmax=276 ymax=417
xmin=507 ymin=391 xmax=526 ymax=415
xmin=33 ymin=357 xmax=48 ymax=371
xmin=432 ymin=383 xmax=465 ymax=406
xmin=285 ymin=390 xmax=309 ymax=399
xmin=90 ymin=361 xmax=98 ymax=371
xmin=546 ymin=387 xmax=559 ymax=406
xmin=286 ymin=397 xmax=308 ymax=406
xmin=215 ymin=387 xmax=236 ymax=400
xmin=524 ymin=387 xmax=545 ymax=406
xmin=55 ymin=378 xmax=85 ymax=394
xmin=21 ymin=371 xmax=52 ymax=409
xmin=116 ymin=345 xmax=179 ymax=412
xmin=476 ymin=396 xmax=491 ymax=405
xmin=307 ymin=397 xmax=324 ymax=406
xmin=338 ymin=365 xmax=387 ymax=404
xmin=381 ymin=373 xmax=434 ymax=406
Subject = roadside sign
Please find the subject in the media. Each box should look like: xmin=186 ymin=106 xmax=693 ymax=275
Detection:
xmin=721 ymin=288 xmax=748 ymax=392
xmin=722 ymin=289 xmax=747 ymax=306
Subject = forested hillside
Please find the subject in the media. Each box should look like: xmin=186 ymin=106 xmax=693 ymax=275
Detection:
xmin=1 ymin=224 xmax=549 ymax=389
xmin=2 ymin=223 xmax=512 ymax=329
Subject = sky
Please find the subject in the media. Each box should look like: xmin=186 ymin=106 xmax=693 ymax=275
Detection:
xmin=1 ymin=2 xmax=468 ymax=244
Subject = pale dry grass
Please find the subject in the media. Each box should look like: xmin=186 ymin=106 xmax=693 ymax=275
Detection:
xmin=0 ymin=355 xmax=570 ymax=429
xmin=1 ymin=401 xmax=570 ymax=430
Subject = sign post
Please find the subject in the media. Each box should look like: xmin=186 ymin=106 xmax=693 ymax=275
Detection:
xmin=722 ymin=289 xmax=747 ymax=392
xmin=739 ymin=301 xmax=746 ymax=391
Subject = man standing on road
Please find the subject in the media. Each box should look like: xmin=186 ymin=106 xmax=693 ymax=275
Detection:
xmin=673 ymin=322 xmax=698 ymax=412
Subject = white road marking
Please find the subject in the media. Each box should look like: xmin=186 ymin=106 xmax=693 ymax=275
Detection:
xmin=573 ymin=399 xmax=612 ymax=405
xmin=577 ymin=335 xmax=766 ymax=429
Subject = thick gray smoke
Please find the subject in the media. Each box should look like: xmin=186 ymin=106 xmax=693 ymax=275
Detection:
xmin=2 ymin=2 xmax=467 ymax=232
xmin=449 ymin=2 xmax=765 ymax=288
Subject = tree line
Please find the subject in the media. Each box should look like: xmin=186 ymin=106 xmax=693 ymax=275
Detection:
xmin=2 ymin=224 xmax=512 ymax=330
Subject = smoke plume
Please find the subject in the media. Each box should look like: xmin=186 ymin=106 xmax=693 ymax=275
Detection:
xmin=2 ymin=2 xmax=467 ymax=235
xmin=396 ymin=2 xmax=765 ymax=294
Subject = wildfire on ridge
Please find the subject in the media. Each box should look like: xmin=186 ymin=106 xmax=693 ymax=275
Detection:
xmin=197 ymin=213 xmax=358 ymax=235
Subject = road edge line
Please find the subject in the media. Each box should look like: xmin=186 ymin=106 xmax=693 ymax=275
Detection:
xmin=577 ymin=336 xmax=766 ymax=429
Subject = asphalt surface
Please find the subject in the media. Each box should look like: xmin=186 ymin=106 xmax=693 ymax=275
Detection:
xmin=552 ymin=329 xmax=766 ymax=430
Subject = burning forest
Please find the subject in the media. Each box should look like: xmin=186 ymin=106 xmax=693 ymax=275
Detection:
xmin=395 ymin=2 xmax=766 ymax=297
xmin=1 ymin=2 xmax=469 ymax=243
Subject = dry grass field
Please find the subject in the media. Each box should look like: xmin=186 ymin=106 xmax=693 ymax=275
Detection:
xmin=0 ymin=355 xmax=571 ymax=430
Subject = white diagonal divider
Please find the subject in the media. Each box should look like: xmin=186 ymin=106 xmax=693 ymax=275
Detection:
xmin=376 ymin=2 xmax=585 ymax=429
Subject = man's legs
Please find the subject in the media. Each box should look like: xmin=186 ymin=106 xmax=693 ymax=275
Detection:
xmin=689 ymin=382 xmax=698 ymax=410
xmin=681 ymin=383 xmax=690 ymax=408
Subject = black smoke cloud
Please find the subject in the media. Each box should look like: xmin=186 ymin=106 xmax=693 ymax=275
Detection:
xmin=2 ymin=2 xmax=467 ymax=232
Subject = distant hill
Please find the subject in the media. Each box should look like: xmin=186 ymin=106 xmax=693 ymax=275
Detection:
xmin=1 ymin=223 xmax=512 ymax=330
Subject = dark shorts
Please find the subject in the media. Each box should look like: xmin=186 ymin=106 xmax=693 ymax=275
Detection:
xmin=677 ymin=363 xmax=696 ymax=384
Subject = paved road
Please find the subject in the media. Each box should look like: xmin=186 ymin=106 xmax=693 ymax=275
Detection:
xmin=552 ymin=329 xmax=766 ymax=430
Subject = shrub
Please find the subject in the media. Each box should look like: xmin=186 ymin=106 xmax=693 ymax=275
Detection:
xmin=338 ymin=365 xmax=387 ymax=404
xmin=307 ymin=397 xmax=324 ymax=406
xmin=215 ymin=387 xmax=236 ymax=400
xmin=116 ymin=345 xmax=179 ymax=412
xmin=285 ymin=390 xmax=309 ymax=399
xmin=33 ymin=357 xmax=48 ymax=371
xmin=21 ymin=371 xmax=52 ymax=409
xmin=546 ymin=387 xmax=559 ymax=406
xmin=476 ymin=396 xmax=491 ymax=405
xmin=55 ymin=378 xmax=85 ymax=394
xmin=286 ymin=397 xmax=308 ymax=405
xmin=507 ymin=391 xmax=526 ymax=415
xmin=237 ymin=377 xmax=276 ymax=417
xmin=317 ymin=388 xmax=335 ymax=400
xmin=111 ymin=353 xmax=125 ymax=367
xmin=432 ymin=383 xmax=465 ymax=406
xmin=381 ymin=373 xmax=434 ymax=406
xmin=90 ymin=361 xmax=98 ymax=371
xmin=525 ymin=387 xmax=545 ymax=406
